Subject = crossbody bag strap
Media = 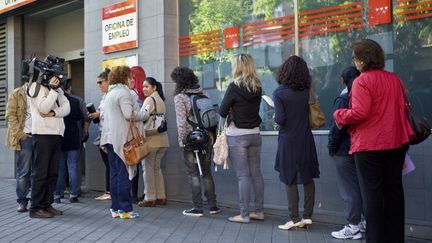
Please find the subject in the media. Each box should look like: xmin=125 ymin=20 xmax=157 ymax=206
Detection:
xmin=150 ymin=96 xmax=157 ymax=114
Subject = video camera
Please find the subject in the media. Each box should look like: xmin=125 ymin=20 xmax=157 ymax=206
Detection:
xmin=23 ymin=55 xmax=65 ymax=87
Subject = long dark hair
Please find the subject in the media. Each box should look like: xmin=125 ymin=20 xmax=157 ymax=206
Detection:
xmin=277 ymin=55 xmax=311 ymax=91
xmin=145 ymin=77 xmax=165 ymax=101
xmin=341 ymin=66 xmax=360 ymax=92
xmin=170 ymin=66 xmax=199 ymax=95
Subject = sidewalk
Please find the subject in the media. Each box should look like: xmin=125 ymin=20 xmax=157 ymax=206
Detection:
xmin=0 ymin=178 xmax=427 ymax=243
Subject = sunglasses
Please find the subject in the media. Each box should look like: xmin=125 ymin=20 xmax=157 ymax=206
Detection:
xmin=97 ymin=81 xmax=104 ymax=85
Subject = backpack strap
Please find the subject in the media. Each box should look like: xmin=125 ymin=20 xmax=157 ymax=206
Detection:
xmin=185 ymin=93 xmax=201 ymax=129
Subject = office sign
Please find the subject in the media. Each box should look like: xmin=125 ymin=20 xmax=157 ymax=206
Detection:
xmin=102 ymin=0 xmax=138 ymax=53
xmin=0 ymin=0 xmax=35 ymax=14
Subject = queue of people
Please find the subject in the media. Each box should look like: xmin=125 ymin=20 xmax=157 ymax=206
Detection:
xmin=5 ymin=38 xmax=414 ymax=243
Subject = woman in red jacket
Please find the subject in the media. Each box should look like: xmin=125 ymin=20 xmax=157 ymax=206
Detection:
xmin=333 ymin=39 xmax=414 ymax=243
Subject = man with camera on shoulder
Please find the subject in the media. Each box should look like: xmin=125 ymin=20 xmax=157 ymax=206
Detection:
xmin=27 ymin=74 xmax=70 ymax=218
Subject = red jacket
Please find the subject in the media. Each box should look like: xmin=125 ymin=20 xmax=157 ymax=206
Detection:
xmin=333 ymin=69 xmax=414 ymax=153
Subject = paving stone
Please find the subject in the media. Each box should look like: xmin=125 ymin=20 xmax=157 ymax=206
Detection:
xmin=0 ymin=178 xmax=429 ymax=243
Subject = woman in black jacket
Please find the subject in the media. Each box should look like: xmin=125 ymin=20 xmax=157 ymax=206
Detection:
xmin=219 ymin=54 xmax=265 ymax=224
xmin=328 ymin=66 xmax=365 ymax=240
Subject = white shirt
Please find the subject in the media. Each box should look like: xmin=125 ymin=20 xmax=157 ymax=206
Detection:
xmin=23 ymin=93 xmax=32 ymax=134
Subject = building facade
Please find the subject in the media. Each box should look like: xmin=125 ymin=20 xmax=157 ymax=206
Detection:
xmin=0 ymin=0 xmax=431 ymax=239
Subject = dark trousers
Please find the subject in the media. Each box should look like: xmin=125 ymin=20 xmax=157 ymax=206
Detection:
xmin=99 ymin=148 xmax=110 ymax=192
xmin=106 ymin=144 xmax=133 ymax=212
xmin=131 ymin=163 xmax=142 ymax=201
xmin=354 ymin=145 xmax=407 ymax=243
xmin=287 ymin=180 xmax=315 ymax=222
xmin=182 ymin=149 xmax=217 ymax=210
xmin=333 ymin=155 xmax=363 ymax=224
xmin=30 ymin=135 xmax=62 ymax=211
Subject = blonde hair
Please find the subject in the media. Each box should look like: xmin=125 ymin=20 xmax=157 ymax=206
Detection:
xmin=231 ymin=53 xmax=261 ymax=93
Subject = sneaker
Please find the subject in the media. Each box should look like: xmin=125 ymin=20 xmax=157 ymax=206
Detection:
xmin=228 ymin=215 xmax=250 ymax=223
xmin=331 ymin=225 xmax=362 ymax=240
xmin=359 ymin=220 xmax=366 ymax=233
xmin=95 ymin=193 xmax=111 ymax=200
xmin=17 ymin=202 xmax=28 ymax=213
xmin=209 ymin=207 xmax=221 ymax=215
xmin=119 ymin=210 xmax=139 ymax=219
xmin=249 ymin=211 xmax=264 ymax=220
xmin=182 ymin=208 xmax=204 ymax=217
xmin=110 ymin=209 xmax=120 ymax=218
xmin=69 ymin=197 xmax=79 ymax=203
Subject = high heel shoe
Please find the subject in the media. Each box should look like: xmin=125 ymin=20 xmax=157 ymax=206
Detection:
xmin=278 ymin=220 xmax=302 ymax=230
xmin=297 ymin=218 xmax=313 ymax=228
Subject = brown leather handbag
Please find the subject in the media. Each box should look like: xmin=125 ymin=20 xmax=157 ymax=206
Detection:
xmin=123 ymin=119 xmax=150 ymax=166
xmin=309 ymin=88 xmax=326 ymax=129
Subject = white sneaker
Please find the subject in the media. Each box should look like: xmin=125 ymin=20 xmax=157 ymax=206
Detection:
xmin=358 ymin=220 xmax=366 ymax=233
xmin=331 ymin=225 xmax=362 ymax=240
xmin=249 ymin=211 xmax=264 ymax=220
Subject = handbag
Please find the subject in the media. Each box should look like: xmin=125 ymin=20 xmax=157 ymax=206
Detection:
xmin=123 ymin=118 xmax=150 ymax=166
xmin=144 ymin=96 xmax=167 ymax=136
xmin=309 ymin=88 xmax=326 ymax=129
xmin=399 ymin=81 xmax=431 ymax=145
xmin=213 ymin=117 xmax=229 ymax=171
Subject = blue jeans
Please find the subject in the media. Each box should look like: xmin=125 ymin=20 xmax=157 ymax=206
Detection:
xmin=54 ymin=150 xmax=81 ymax=198
xmin=227 ymin=134 xmax=264 ymax=217
xmin=332 ymin=155 xmax=363 ymax=224
xmin=106 ymin=144 xmax=133 ymax=212
xmin=182 ymin=148 xmax=217 ymax=210
xmin=15 ymin=137 xmax=33 ymax=204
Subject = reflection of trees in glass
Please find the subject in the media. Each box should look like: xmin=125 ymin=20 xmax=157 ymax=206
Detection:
xmin=393 ymin=15 xmax=432 ymax=119
xmin=189 ymin=0 xmax=252 ymax=62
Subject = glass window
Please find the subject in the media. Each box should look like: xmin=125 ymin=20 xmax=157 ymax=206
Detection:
xmin=179 ymin=0 xmax=432 ymax=131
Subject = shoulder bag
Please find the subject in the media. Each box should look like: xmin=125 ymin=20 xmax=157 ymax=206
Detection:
xmin=213 ymin=116 xmax=229 ymax=171
xmin=399 ymin=81 xmax=431 ymax=145
xmin=144 ymin=96 xmax=167 ymax=136
xmin=309 ymin=88 xmax=326 ymax=129
xmin=124 ymin=117 xmax=150 ymax=166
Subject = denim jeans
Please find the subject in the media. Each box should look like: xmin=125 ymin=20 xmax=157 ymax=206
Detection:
xmin=106 ymin=144 xmax=133 ymax=212
xmin=182 ymin=148 xmax=217 ymax=210
xmin=15 ymin=137 xmax=33 ymax=204
xmin=142 ymin=147 xmax=167 ymax=201
xmin=227 ymin=134 xmax=264 ymax=217
xmin=54 ymin=150 xmax=81 ymax=198
xmin=332 ymin=155 xmax=363 ymax=224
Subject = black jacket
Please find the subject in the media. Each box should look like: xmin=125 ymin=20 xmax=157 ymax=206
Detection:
xmin=328 ymin=91 xmax=351 ymax=156
xmin=219 ymin=82 xmax=262 ymax=128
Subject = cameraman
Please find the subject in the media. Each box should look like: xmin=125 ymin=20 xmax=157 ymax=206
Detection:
xmin=28 ymin=76 xmax=70 ymax=218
